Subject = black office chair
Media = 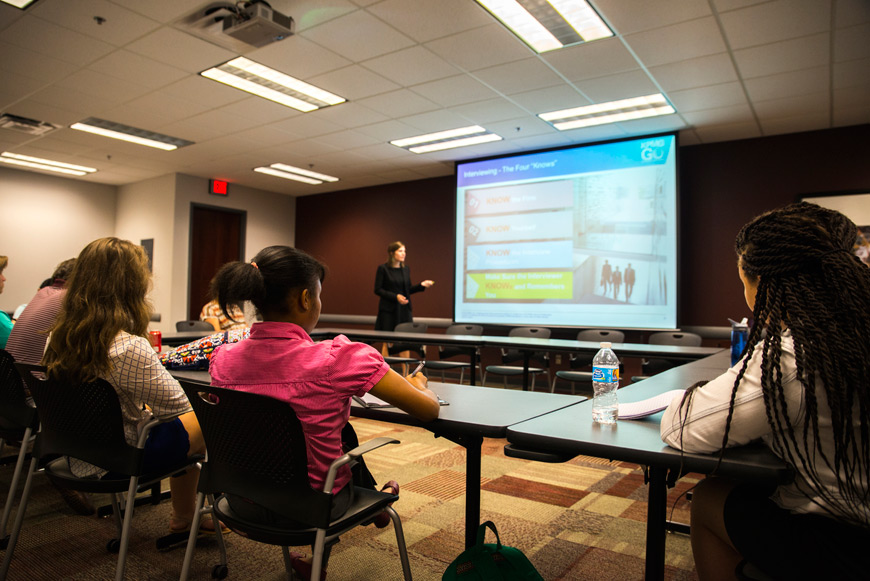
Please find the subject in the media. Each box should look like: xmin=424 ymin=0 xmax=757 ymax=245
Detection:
xmin=552 ymin=330 xmax=625 ymax=395
xmin=423 ymin=323 xmax=483 ymax=384
xmin=176 ymin=320 xmax=216 ymax=332
xmin=2 ymin=363 xmax=202 ymax=581
xmin=385 ymin=321 xmax=427 ymax=374
xmin=632 ymin=331 xmax=702 ymax=382
xmin=0 ymin=350 xmax=38 ymax=550
xmin=483 ymin=327 xmax=551 ymax=391
xmin=177 ymin=381 xmax=412 ymax=581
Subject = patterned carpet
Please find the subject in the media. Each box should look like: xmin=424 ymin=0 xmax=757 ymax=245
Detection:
xmin=0 ymin=417 xmax=700 ymax=580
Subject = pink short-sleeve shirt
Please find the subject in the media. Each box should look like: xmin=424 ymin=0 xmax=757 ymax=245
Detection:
xmin=209 ymin=321 xmax=390 ymax=493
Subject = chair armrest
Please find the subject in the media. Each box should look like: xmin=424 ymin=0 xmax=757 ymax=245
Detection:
xmin=134 ymin=409 xmax=188 ymax=448
xmin=321 ymin=436 xmax=400 ymax=493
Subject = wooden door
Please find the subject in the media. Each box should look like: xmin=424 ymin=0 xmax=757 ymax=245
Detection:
xmin=188 ymin=204 xmax=245 ymax=320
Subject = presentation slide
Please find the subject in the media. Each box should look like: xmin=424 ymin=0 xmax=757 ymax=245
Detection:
xmin=454 ymin=134 xmax=678 ymax=330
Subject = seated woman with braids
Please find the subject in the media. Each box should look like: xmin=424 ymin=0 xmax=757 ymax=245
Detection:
xmin=661 ymin=202 xmax=870 ymax=581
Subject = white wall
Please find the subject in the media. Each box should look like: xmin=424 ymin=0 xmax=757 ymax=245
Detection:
xmin=0 ymin=167 xmax=116 ymax=311
xmin=116 ymin=174 xmax=176 ymax=332
xmin=171 ymin=173 xmax=296 ymax=327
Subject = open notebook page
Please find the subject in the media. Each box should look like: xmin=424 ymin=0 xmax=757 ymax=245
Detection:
xmin=618 ymin=389 xmax=686 ymax=420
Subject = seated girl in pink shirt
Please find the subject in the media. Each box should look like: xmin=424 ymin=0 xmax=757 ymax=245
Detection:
xmin=207 ymin=245 xmax=440 ymax=580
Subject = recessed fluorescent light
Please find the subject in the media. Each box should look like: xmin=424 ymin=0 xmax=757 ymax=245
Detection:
xmin=538 ymin=93 xmax=676 ymax=130
xmin=270 ymin=163 xmax=339 ymax=182
xmin=1 ymin=0 xmax=39 ymax=9
xmin=70 ymin=118 xmax=193 ymax=151
xmin=476 ymin=0 xmax=613 ymax=53
xmin=390 ymin=126 xmax=503 ymax=154
xmin=202 ymin=57 xmax=346 ymax=113
xmin=254 ymin=164 xmax=339 ymax=185
xmin=0 ymin=151 xmax=96 ymax=176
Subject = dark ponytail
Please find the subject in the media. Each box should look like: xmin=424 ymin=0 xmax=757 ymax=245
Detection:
xmin=211 ymin=246 xmax=326 ymax=319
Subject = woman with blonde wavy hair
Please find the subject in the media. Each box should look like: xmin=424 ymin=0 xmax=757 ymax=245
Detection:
xmin=43 ymin=237 xmax=216 ymax=534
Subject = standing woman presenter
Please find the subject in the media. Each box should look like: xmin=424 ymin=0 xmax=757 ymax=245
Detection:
xmin=374 ymin=241 xmax=433 ymax=332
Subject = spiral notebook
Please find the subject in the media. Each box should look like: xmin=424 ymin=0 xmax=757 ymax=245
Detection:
xmin=617 ymin=389 xmax=685 ymax=420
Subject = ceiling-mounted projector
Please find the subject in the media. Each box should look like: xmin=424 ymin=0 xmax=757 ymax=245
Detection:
xmin=222 ymin=2 xmax=294 ymax=48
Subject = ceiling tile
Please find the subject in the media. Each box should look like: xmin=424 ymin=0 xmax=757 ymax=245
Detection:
xmin=509 ymin=85 xmax=588 ymax=114
xmin=733 ymin=33 xmax=830 ymax=79
xmin=648 ymin=53 xmax=739 ymax=92
xmin=88 ymin=49 xmax=188 ymax=89
xmin=396 ymin=109 xmax=475 ymax=133
xmin=573 ymin=70 xmax=660 ymax=102
xmin=125 ymin=27 xmax=236 ymax=72
xmin=834 ymin=58 xmax=870 ymax=89
xmin=760 ymin=112 xmax=830 ymax=136
xmin=593 ymin=0 xmax=712 ymax=34
xmin=834 ymin=85 xmax=870 ymax=109
xmin=271 ymin=113 xmax=346 ymax=139
xmin=160 ymin=75 xmax=249 ymax=109
xmin=30 ymin=0 xmax=161 ymax=46
xmin=366 ymin=0 xmax=491 ymax=43
xmin=2 ymin=14 xmax=115 ymax=66
xmin=753 ymin=91 xmax=830 ymax=120
xmin=215 ymin=97 xmax=301 ymax=125
xmin=308 ymin=101 xmax=389 ymax=129
xmin=486 ymin=116 xmax=557 ymax=139
xmin=719 ymin=0 xmax=830 ymax=50
xmin=425 ymin=23 xmax=530 ymax=72
xmin=834 ymin=22 xmax=870 ymax=62
xmin=0 ymin=71 xmax=47 ymax=108
xmin=0 ymin=42 xmax=73 ymax=84
xmin=124 ymin=90 xmax=214 ymax=124
xmin=311 ymin=129 xmax=380 ymax=150
xmin=667 ymin=82 xmax=748 ymax=113
xmin=28 ymin=83 xmax=119 ymax=115
xmin=409 ymin=75 xmax=498 ymax=107
xmin=362 ymin=46 xmax=459 ymax=86
xmin=625 ymin=17 xmax=726 ymax=67
xmin=247 ymin=35 xmax=351 ymax=79
xmin=309 ymin=64 xmax=400 ymax=100
xmin=833 ymin=0 xmax=870 ymax=28
xmin=616 ymin=114 xmax=689 ymax=135
xmin=55 ymin=68 xmax=151 ymax=103
xmin=356 ymin=89 xmax=439 ymax=118
xmin=473 ymin=58 xmax=563 ymax=95
xmin=452 ymin=98 xmax=531 ymax=124
xmin=744 ymin=66 xmax=830 ymax=101
xmin=281 ymin=0 xmax=358 ymax=32
xmin=108 ymin=0 xmax=210 ymax=24
xmin=542 ymin=38 xmax=639 ymax=82
xmin=301 ymin=9 xmax=414 ymax=61
xmin=682 ymin=103 xmax=756 ymax=126
xmin=4 ymin=100 xmax=82 ymax=126
xmin=0 ymin=3 xmax=25 ymax=32
xmin=353 ymin=119 xmax=421 ymax=142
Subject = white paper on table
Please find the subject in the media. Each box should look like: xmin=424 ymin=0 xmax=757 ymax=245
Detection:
xmin=617 ymin=389 xmax=686 ymax=419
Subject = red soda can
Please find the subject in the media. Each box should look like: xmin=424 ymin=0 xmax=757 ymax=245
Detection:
xmin=149 ymin=330 xmax=162 ymax=352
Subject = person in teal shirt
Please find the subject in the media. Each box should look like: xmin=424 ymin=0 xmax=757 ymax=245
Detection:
xmin=0 ymin=256 xmax=11 ymax=348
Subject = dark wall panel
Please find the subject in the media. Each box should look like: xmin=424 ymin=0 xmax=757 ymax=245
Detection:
xmin=297 ymin=124 xmax=870 ymax=329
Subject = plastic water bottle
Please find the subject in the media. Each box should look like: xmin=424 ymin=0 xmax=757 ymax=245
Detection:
xmin=729 ymin=317 xmax=749 ymax=366
xmin=592 ymin=342 xmax=619 ymax=424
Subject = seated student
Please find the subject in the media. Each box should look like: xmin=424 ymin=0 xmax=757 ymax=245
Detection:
xmin=7 ymin=259 xmax=75 ymax=365
xmin=0 ymin=255 xmax=12 ymax=348
xmin=660 ymin=203 xmax=870 ymax=580
xmin=42 ymin=238 xmax=219 ymax=535
xmin=208 ymin=245 xmax=440 ymax=580
xmin=200 ymin=295 xmax=246 ymax=332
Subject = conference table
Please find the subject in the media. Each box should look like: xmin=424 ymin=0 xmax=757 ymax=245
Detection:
xmin=169 ymin=369 xmax=586 ymax=550
xmin=504 ymin=350 xmax=793 ymax=581
xmin=310 ymin=327 xmax=723 ymax=389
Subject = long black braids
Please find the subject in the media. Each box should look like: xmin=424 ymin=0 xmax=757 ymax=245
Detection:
xmin=684 ymin=202 xmax=870 ymax=526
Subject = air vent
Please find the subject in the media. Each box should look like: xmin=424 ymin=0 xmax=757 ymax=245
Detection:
xmin=0 ymin=113 xmax=61 ymax=136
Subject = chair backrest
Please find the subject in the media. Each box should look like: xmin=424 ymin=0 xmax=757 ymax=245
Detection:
xmin=648 ymin=332 xmax=702 ymax=347
xmin=503 ymin=327 xmax=550 ymax=365
xmin=388 ymin=322 xmax=428 ymax=356
xmin=572 ymin=330 xmax=625 ymax=368
xmin=14 ymin=362 xmax=142 ymax=476
xmin=440 ymin=324 xmax=484 ymax=359
xmin=177 ymin=380 xmax=333 ymax=529
xmin=0 ymin=350 xmax=38 ymax=431
xmin=177 ymin=320 xmax=216 ymax=332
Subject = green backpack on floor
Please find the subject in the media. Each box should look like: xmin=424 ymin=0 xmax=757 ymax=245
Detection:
xmin=442 ymin=521 xmax=544 ymax=581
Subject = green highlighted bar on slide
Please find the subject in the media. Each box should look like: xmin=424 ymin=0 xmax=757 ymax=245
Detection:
xmin=467 ymin=272 xmax=572 ymax=299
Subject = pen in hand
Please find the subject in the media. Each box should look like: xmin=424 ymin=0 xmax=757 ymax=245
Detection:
xmin=411 ymin=361 xmax=425 ymax=376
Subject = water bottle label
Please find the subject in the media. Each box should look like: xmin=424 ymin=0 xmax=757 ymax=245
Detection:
xmin=592 ymin=366 xmax=618 ymax=382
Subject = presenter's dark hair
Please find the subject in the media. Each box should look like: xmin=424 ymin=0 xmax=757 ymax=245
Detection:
xmin=694 ymin=202 xmax=870 ymax=525
xmin=211 ymin=246 xmax=325 ymax=319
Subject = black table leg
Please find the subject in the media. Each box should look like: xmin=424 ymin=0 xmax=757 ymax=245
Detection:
xmin=522 ymin=352 xmax=530 ymax=391
xmin=440 ymin=432 xmax=484 ymax=549
xmin=645 ymin=465 xmax=667 ymax=581
xmin=469 ymin=349 xmax=478 ymax=386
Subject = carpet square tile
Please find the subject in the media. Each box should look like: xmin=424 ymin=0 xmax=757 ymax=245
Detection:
xmin=482 ymin=475 xmax=589 ymax=507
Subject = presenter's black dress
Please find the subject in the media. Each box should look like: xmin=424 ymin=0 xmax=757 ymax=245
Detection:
xmin=374 ymin=263 xmax=425 ymax=331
